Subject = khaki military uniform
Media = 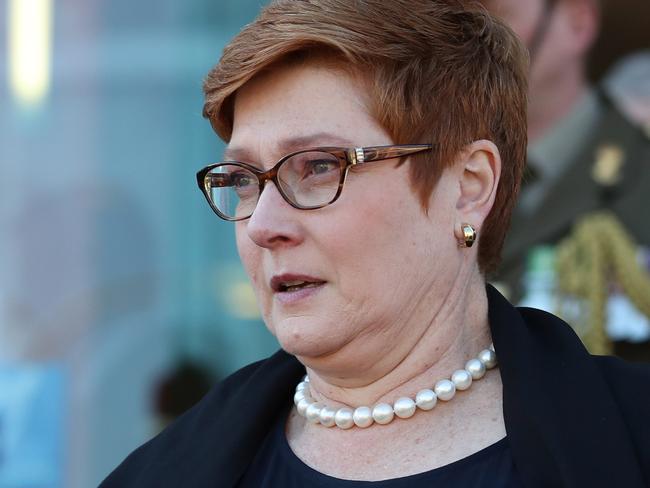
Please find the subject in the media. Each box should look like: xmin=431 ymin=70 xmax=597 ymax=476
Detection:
xmin=497 ymin=89 xmax=650 ymax=361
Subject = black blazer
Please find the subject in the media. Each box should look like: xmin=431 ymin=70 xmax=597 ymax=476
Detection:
xmin=100 ymin=285 xmax=650 ymax=487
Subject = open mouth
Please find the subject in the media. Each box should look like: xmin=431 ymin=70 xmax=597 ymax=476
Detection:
xmin=271 ymin=275 xmax=326 ymax=294
xmin=277 ymin=280 xmax=325 ymax=293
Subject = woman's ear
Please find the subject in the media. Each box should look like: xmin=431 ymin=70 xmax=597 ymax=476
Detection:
xmin=454 ymin=140 xmax=501 ymax=234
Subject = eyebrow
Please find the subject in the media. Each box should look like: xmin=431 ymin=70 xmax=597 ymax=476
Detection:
xmin=223 ymin=132 xmax=356 ymax=164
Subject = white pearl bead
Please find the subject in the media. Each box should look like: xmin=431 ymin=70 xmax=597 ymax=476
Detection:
xmin=297 ymin=398 xmax=311 ymax=417
xmin=415 ymin=389 xmax=437 ymax=410
xmin=296 ymin=381 xmax=309 ymax=392
xmin=353 ymin=406 xmax=374 ymax=428
xmin=393 ymin=397 xmax=416 ymax=419
xmin=319 ymin=406 xmax=337 ymax=427
xmin=334 ymin=408 xmax=354 ymax=429
xmin=294 ymin=390 xmax=303 ymax=405
xmin=305 ymin=402 xmax=324 ymax=423
xmin=294 ymin=389 xmax=310 ymax=405
xmin=372 ymin=403 xmax=394 ymax=424
xmin=478 ymin=349 xmax=498 ymax=369
xmin=434 ymin=379 xmax=456 ymax=401
xmin=490 ymin=343 xmax=495 ymax=352
xmin=303 ymin=374 xmax=310 ymax=382
xmin=451 ymin=369 xmax=472 ymax=390
xmin=465 ymin=358 xmax=486 ymax=380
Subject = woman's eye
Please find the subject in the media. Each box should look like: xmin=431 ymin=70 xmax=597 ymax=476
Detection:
xmin=231 ymin=173 xmax=254 ymax=187
xmin=307 ymin=160 xmax=337 ymax=175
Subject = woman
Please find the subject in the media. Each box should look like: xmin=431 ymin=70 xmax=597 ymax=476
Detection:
xmin=101 ymin=1 xmax=650 ymax=486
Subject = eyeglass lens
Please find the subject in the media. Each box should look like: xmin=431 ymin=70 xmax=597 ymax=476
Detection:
xmin=206 ymin=151 xmax=342 ymax=219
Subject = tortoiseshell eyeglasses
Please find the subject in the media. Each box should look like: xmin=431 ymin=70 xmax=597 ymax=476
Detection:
xmin=196 ymin=144 xmax=432 ymax=221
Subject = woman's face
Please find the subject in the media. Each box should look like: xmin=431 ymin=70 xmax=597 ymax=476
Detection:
xmin=230 ymin=62 xmax=463 ymax=367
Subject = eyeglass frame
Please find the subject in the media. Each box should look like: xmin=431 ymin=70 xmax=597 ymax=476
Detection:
xmin=196 ymin=144 xmax=433 ymax=221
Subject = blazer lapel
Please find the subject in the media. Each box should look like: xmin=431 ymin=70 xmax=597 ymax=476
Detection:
xmin=216 ymin=350 xmax=304 ymax=486
xmin=487 ymin=284 xmax=646 ymax=487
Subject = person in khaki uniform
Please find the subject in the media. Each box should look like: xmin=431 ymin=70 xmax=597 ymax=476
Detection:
xmin=483 ymin=0 xmax=650 ymax=360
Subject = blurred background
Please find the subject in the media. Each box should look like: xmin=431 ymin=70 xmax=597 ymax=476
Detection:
xmin=1 ymin=1 xmax=278 ymax=486
xmin=0 ymin=0 xmax=648 ymax=487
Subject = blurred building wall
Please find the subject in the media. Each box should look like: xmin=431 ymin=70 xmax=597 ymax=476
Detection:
xmin=0 ymin=1 xmax=277 ymax=486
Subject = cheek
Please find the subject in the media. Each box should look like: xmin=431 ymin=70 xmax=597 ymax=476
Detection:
xmin=235 ymin=226 xmax=261 ymax=284
xmin=335 ymin=189 xmax=429 ymax=284
xmin=235 ymin=227 xmax=275 ymax=333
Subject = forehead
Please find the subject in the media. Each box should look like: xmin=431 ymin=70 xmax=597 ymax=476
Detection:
xmin=227 ymin=61 xmax=391 ymax=161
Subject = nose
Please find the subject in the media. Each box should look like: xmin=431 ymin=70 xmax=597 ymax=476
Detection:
xmin=246 ymin=180 xmax=305 ymax=249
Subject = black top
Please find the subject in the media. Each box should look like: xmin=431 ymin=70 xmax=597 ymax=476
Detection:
xmin=100 ymin=285 xmax=650 ymax=488
xmin=238 ymin=408 xmax=524 ymax=487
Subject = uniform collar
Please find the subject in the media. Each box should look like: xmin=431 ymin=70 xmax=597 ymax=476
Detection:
xmin=528 ymin=89 xmax=602 ymax=183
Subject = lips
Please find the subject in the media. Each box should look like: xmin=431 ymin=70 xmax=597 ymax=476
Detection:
xmin=270 ymin=274 xmax=326 ymax=293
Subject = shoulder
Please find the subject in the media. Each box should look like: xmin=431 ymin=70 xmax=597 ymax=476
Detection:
xmin=515 ymin=305 xmax=591 ymax=350
xmin=602 ymin=53 xmax=650 ymax=137
xmin=592 ymin=90 xmax=649 ymax=146
xmin=489 ymin=286 xmax=650 ymax=485
xmin=519 ymin=305 xmax=650 ymax=471
xmin=517 ymin=304 xmax=650 ymax=390
xmin=593 ymin=355 xmax=650 ymax=476
xmin=100 ymin=349 xmax=302 ymax=487
xmin=592 ymin=354 xmax=650 ymax=419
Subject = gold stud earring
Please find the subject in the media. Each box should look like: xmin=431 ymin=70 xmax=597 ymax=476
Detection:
xmin=459 ymin=223 xmax=477 ymax=248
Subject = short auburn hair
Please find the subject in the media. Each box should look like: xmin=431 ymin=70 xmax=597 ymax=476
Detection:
xmin=203 ymin=0 xmax=528 ymax=275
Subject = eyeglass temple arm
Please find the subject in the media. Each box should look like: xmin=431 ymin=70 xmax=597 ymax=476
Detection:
xmin=353 ymin=144 xmax=433 ymax=164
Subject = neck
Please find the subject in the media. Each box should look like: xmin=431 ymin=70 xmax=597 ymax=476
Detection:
xmin=299 ymin=266 xmax=491 ymax=409
xmin=528 ymin=65 xmax=589 ymax=143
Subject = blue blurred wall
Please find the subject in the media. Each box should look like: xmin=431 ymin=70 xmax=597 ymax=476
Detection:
xmin=0 ymin=1 xmax=277 ymax=486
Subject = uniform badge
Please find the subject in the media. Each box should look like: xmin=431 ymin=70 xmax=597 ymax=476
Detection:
xmin=591 ymin=144 xmax=625 ymax=187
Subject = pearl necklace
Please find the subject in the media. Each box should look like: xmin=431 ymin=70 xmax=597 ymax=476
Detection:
xmin=294 ymin=345 xmax=497 ymax=429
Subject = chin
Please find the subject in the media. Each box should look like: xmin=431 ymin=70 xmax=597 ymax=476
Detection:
xmin=272 ymin=317 xmax=340 ymax=358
